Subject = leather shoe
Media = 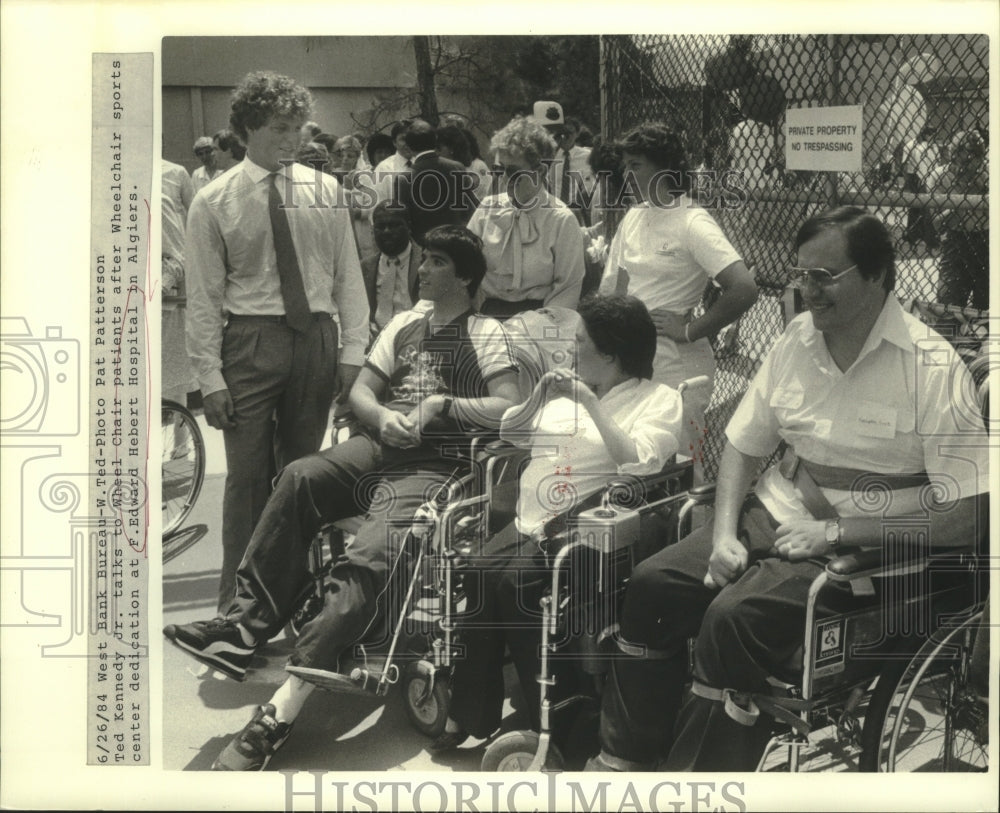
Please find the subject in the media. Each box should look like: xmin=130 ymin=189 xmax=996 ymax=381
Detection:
xmin=428 ymin=728 xmax=468 ymax=752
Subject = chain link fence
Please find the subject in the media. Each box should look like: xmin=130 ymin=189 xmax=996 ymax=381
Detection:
xmin=600 ymin=34 xmax=989 ymax=478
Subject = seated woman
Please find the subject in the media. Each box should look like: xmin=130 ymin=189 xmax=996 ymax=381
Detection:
xmin=598 ymin=122 xmax=758 ymax=471
xmin=431 ymin=294 xmax=683 ymax=750
xmin=467 ymin=116 xmax=586 ymax=320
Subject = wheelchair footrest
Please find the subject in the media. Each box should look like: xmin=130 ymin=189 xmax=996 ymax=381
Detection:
xmin=286 ymin=665 xmax=378 ymax=696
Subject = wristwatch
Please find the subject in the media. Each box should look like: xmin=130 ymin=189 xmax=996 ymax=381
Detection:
xmin=440 ymin=396 xmax=454 ymax=418
xmin=825 ymin=519 xmax=841 ymax=549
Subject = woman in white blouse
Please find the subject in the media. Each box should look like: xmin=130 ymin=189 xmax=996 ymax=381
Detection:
xmin=467 ymin=116 xmax=585 ymax=320
xmin=428 ymin=294 xmax=683 ymax=751
xmin=599 ymin=122 xmax=757 ymax=468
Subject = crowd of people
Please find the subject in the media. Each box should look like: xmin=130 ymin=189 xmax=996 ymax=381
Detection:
xmin=161 ymin=69 xmax=989 ymax=773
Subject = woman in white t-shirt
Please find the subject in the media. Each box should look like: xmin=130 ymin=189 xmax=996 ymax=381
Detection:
xmin=599 ymin=122 xmax=757 ymax=468
xmin=429 ymin=294 xmax=683 ymax=752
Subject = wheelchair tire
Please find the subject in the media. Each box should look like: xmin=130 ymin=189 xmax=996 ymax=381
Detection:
xmin=859 ymin=610 xmax=987 ymax=772
xmin=161 ymin=400 xmax=206 ymax=546
xmin=401 ymin=661 xmax=450 ymax=738
xmin=481 ymin=731 xmax=565 ymax=772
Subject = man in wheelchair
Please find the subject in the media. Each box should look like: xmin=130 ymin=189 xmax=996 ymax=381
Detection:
xmin=164 ymin=225 xmax=521 ymax=769
xmin=589 ymin=207 xmax=990 ymax=772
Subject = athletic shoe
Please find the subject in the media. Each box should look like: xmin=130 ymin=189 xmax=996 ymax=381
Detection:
xmin=163 ymin=618 xmax=255 ymax=680
xmin=212 ymin=704 xmax=293 ymax=771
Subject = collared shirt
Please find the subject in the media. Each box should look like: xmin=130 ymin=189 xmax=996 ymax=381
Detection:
xmin=371 ymin=151 xmax=411 ymax=210
xmin=467 ymin=189 xmax=585 ymax=308
xmin=191 ymin=164 xmax=224 ymax=193
xmin=549 ymin=144 xmax=596 ymax=207
xmin=374 ymin=243 xmax=414 ymax=330
xmin=185 ymin=157 xmax=370 ymax=394
xmin=502 ymin=378 xmax=683 ymax=534
xmin=162 ymin=159 xmax=194 ymax=222
xmin=727 ymin=294 xmax=989 ymax=524
xmin=599 ymin=198 xmax=742 ymax=315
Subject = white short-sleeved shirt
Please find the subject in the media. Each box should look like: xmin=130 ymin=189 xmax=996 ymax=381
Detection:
xmin=502 ymin=378 xmax=683 ymax=534
xmin=727 ymin=294 xmax=989 ymax=525
xmin=599 ymin=198 xmax=742 ymax=315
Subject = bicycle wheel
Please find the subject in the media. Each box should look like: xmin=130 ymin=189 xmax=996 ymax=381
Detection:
xmin=860 ymin=610 xmax=987 ymax=772
xmin=161 ymin=400 xmax=206 ymax=540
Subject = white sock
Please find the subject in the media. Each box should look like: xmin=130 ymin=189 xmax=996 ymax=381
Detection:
xmin=269 ymin=675 xmax=313 ymax=724
xmin=236 ymin=623 xmax=256 ymax=648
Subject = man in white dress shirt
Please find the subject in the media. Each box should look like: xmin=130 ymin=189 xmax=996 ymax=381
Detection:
xmin=185 ymin=70 xmax=370 ymax=612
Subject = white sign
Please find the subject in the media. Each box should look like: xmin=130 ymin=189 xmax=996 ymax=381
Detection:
xmin=785 ymin=105 xmax=863 ymax=172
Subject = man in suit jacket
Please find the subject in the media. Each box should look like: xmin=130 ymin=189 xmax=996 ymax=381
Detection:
xmin=362 ymin=200 xmax=423 ymax=336
xmin=394 ymin=119 xmax=478 ymax=243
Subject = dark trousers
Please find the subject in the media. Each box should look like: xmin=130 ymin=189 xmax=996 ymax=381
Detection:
xmin=448 ymin=522 xmax=552 ymax=737
xmin=599 ymin=501 xmax=843 ymax=770
xmin=450 ymin=522 xmax=598 ymax=739
xmin=218 ymin=315 xmax=338 ymax=612
xmin=938 ymin=229 xmax=989 ymax=310
xmin=227 ymin=432 xmax=463 ymax=673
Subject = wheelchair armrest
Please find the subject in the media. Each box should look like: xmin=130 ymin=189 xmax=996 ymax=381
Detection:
xmin=482 ymin=439 xmax=523 ymax=457
xmin=825 ymin=547 xmax=931 ymax=581
xmin=685 ymin=483 xmax=718 ymax=504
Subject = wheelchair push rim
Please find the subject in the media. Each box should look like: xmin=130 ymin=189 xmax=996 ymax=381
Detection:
xmin=860 ymin=610 xmax=987 ymax=772
xmin=161 ymin=400 xmax=206 ymax=545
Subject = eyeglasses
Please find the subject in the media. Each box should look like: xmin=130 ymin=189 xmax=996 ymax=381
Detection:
xmin=788 ymin=264 xmax=858 ymax=289
xmin=195 ymin=148 xmax=215 ymax=156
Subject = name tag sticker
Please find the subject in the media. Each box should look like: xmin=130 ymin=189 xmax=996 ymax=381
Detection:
xmin=857 ymin=402 xmax=897 ymax=438
xmin=770 ymin=388 xmax=804 ymax=409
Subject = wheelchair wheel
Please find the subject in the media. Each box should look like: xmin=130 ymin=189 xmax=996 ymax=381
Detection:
xmin=860 ymin=611 xmax=987 ymax=772
xmin=481 ymin=731 xmax=565 ymax=772
xmin=401 ymin=661 xmax=449 ymax=738
xmin=161 ymin=400 xmax=206 ymax=542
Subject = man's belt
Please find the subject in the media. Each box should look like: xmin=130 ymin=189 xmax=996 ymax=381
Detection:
xmin=227 ymin=312 xmax=331 ymax=325
xmin=778 ymin=444 xmax=930 ymax=521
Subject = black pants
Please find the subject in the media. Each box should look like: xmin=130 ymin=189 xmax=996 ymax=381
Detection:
xmin=449 ymin=521 xmax=585 ymax=738
xmin=227 ymin=433 xmax=461 ymax=672
xmin=598 ymin=500 xmax=851 ymax=770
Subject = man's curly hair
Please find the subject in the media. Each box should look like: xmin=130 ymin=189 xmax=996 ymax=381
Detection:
xmin=229 ymin=71 xmax=314 ymax=142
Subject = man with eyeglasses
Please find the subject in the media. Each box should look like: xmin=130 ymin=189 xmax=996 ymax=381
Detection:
xmin=191 ymin=135 xmax=224 ymax=193
xmin=587 ymin=206 xmax=989 ymax=772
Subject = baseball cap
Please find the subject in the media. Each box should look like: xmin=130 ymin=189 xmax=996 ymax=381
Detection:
xmin=531 ymin=101 xmax=564 ymax=127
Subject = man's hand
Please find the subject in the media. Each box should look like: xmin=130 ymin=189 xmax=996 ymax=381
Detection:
xmin=771 ymin=520 xmax=830 ymax=561
xmin=705 ymin=533 xmax=749 ymax=588
xmin=203 ymin=389 xmax=236 ymax=430
xmin=335 ymin=364 xmax=362 ymax=404
xmin=404 ymin=395 xmax=444 ymax=437
xmin=649 ymin=307 xmax=691 ymax=343
xmin=379 ymin=409 xmax=419 ymax=449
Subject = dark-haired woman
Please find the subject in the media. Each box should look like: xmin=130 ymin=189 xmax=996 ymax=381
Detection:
xmin=599 ymin=122 xmax=757 ymax=468
xmin=430 ymin=294 xmax=683 ymax=750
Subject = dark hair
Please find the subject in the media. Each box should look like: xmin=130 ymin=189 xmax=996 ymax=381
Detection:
xmin=588 ymin=135 xmax=625 ymax=194
xmin=372 ymin=198 xmax=411 ymax=225
xmin=575 ymin=124 xmax=595 ymax=148
xmin=794 ymin=206 xmax=896 ymax=291
xmin=618 ymin=122 xmax=690 ymax=192
xmin=213 ymin=128 xmax=234 ymax=151
xmin=404 ymin=119 xmax=437 ymax=153
xmin=365 ymin=132 xmax=395 ymax=165
xmin=577 ymin=294 xmax=657 ymax=380
xmin=421 ymin=225 xmax=487 ymax=297
xmin=390 ymin=119 xmax=412 ymax=140
xmin=313 ymin=132 xmax=338 ymax=152
xmin=436 ymin=125 xmax=473 ymax=166
xmin=462 ymin=127 xmax=483 ymax=161
xmin=229 ymin=71 xmax=313 ymax=142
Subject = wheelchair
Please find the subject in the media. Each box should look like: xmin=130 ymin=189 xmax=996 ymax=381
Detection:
xmin=480 ymin=299 xmax=990 ymax=774
xmin=279 ymin=306 xmax=586 ymax=736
